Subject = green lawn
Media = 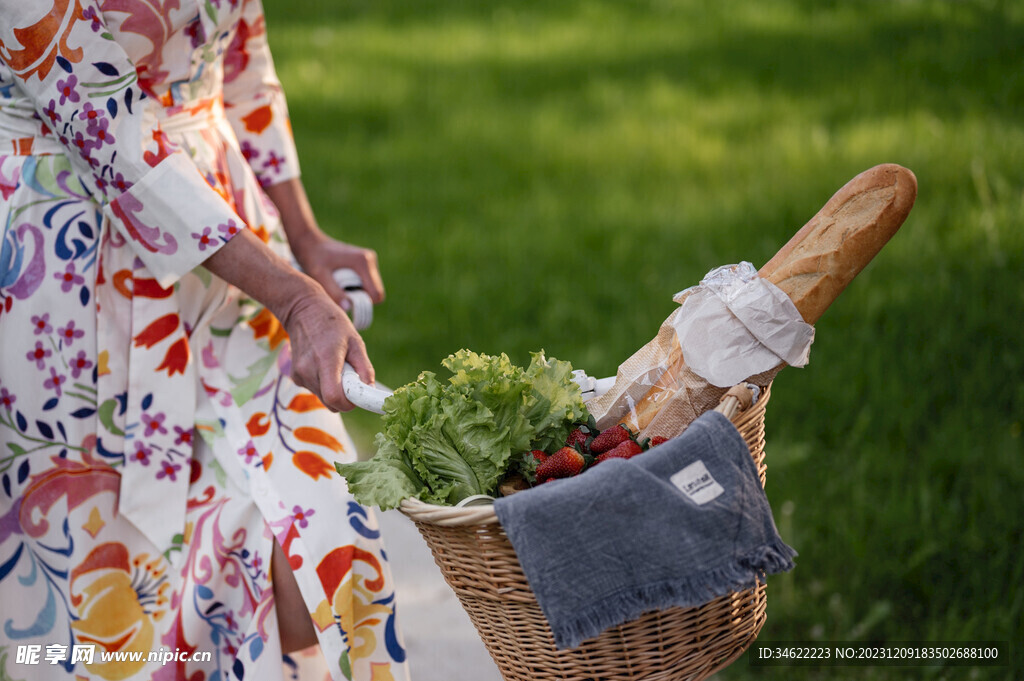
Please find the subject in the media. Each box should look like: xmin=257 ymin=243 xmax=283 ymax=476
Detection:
xmin=262 ymin=1 xmax=1022 ymax=678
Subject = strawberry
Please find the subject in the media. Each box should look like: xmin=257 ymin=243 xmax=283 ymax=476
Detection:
xmin=649 ymin=435 xmax=669 ymax=448
xmin=594 ymin=439 xmax=643 ymax=464
xmin=589 ymin=424 xmax=633 ymax=454
xmin=565 ymin=426 xmax=590 ymax=450
xmin=530 ymin=449 xmax=549 ymax=464
xmin=536 ymin=446 xmax=586 ymax=483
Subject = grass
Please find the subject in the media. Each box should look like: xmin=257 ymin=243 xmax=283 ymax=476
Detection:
xmin=261 ymin=1 xmax=1023 ymax=678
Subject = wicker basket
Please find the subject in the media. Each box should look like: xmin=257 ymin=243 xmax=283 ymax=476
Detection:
xmin=400 ymin=383 xmax=772 ymax=681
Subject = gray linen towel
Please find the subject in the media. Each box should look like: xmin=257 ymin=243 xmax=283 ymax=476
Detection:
xmin=493 ymin=410 xmax=796 ymax=649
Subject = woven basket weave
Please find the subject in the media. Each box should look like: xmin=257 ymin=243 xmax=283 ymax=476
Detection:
xmin=400 ymin=384 xmax=772 ymax=681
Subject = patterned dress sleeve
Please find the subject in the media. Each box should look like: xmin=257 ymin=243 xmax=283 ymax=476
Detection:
xmin=0 ymin=0 xmax=242 ymax=288
xmin=222 ymin=0 xmax=301 ymax=188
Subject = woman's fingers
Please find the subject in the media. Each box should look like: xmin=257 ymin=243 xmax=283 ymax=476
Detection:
xmin=282 ymin=292 xmax=374 ymax=412
xmin=348 ymin=248 xmax=385 ymax=304
xmin=309 ymin=245 xmax=385 ymax=305
xmin=343 ymin=335 xmax=375 ymax=387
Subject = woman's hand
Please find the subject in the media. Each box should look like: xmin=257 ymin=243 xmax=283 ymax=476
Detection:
xmin=277 ymin=284 xmax=373 ymax=412
xmin=263 ymin=178 xmax=385 ymax=311
xmin=290 ymin=232 xmax=385 ymax=311
xmin=202 ymin=230 xmax=374 ymax=412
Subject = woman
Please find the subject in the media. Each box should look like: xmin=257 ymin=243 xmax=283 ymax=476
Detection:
xmin=0 ymin=1 xmax=409 ymax=679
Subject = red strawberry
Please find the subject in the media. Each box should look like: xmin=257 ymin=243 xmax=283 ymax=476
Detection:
xmin=565 ymin=426 xmax=590 ymax=449
xmin=649 ymin=435 xmax=669 ymax=448
xmin=536 ymin=446 xmax=586 ymax=483
xmin=594 ymin=439 xmax=643 ymax=464
xmin=530 ymin=449 xmax=549 ymax=464
xmin=589 ymin=425 xmax=633 ymax=453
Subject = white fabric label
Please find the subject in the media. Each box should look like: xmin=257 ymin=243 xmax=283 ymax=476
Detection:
xmin=670 ymin=460 xmax=725 ymax=505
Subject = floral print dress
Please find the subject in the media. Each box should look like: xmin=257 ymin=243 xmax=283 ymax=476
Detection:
xmin=0 ymin=1 xmax=408 ymax=680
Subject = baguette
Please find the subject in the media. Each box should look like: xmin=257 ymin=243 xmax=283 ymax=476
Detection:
xmin=616 ymin=164 xmax=917 ymax=434
xmin=760 ymin=163 xmax=917 ymax=324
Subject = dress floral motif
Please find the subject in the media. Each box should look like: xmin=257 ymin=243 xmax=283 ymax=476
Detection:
xmin=0 ymin=1 xmax=409 ymax=680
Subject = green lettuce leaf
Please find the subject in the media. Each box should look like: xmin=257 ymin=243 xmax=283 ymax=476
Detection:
xmin=335 ymin=437 xmax=425 ymax=510
xmin=337 ymin=349 xmax=589 ymax=508
xmin=522 ymin=351 xmax=589 ymax=452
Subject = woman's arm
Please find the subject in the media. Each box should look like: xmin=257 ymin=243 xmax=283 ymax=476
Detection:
xmin=202 ymin=229 xmax=374 ymax=412
xmin=263 ymin=178 xmax=385 ymax=309
xmin=218 ymin=0 xmax=383 ymax=406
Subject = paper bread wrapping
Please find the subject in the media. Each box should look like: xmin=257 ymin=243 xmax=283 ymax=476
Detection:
xmin=589 ymin=164 xmax=918 ymax=439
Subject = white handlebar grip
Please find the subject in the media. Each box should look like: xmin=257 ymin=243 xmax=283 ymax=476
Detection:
xmin=333 ymin=268 xmax=363 ymax=289
xmin=333 ymin=269 xmax=374 ymax=330
xmin=340 ymin=363 xmax=616 ymax=415
xmin=341 ymin=363 xmax=390 ymax=414
xmin=347 ymin=290 xmax=374 ymax=330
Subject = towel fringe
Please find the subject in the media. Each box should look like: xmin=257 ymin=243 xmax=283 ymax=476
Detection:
xmin=551 ymin=540 xmax=797 ymax=649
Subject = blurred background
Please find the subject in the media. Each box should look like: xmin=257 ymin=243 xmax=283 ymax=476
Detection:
xmin=262 ymin=0 xmax=1022 ymax=678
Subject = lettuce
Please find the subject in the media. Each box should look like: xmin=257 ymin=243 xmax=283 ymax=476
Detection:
xmin=336 ymin=349 xmax=588 ymax=509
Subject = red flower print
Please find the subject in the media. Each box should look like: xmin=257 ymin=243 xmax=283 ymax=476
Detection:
xmin=87 ymin=115 xmax=116 ymax=148
xmin=237 ymin=440 xmax=259 ymax=464
xmin=173 ymin=425 xmax=193 ymax=446
xmin=262 ymin=151 xmax=283 ymax=174
xmin=79 ymin=102 xmax=102 ymax=125
xmin=0 ymin=386 xmax=15 ymax=410
xmin=58 ymin=319 xmax=85 ymax=347
xmin=156 ymin=460 xmax=181 ymax=481
xmin=43 ymin=99 xmax=62 ymax=126
xmin=70 ymin=350 xmax=94 ymax=379
xmin=112 ymin=172 xmax=131 ymax=194
xmin=54 ymin=262 xmax=85 ymax=293
xmin=240 ymin=141 xmax=259 ymax=162
xmin=217 ymin=220 xmax=240 ymax=240
xmin=73 ymin=130 xmax=98 ymax=159
xmin=292 ymin=505 xmax=315 ymax=529
xmin=191 ymin=227 xmax=215 ymax=251
xmin=130 ymin=442 xmax=152 ymax=466
xmin=32 ymin=313 xmax=53 ymax=335
xmin=26 ymin=341 xmax=52 ymax=369
xmin=44 ymin=367 xmax=66 ymax=397
xmin=142 ymin=411 xmax=167 ymax=437
xmin=56 ymin=75 xmax=80 ymax=105
xmin=83 ymin=6 xmax=103 ymax=32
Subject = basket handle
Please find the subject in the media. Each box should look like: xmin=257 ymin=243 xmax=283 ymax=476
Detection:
xmin=714 ymin=383 xmax=760 ymax=422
